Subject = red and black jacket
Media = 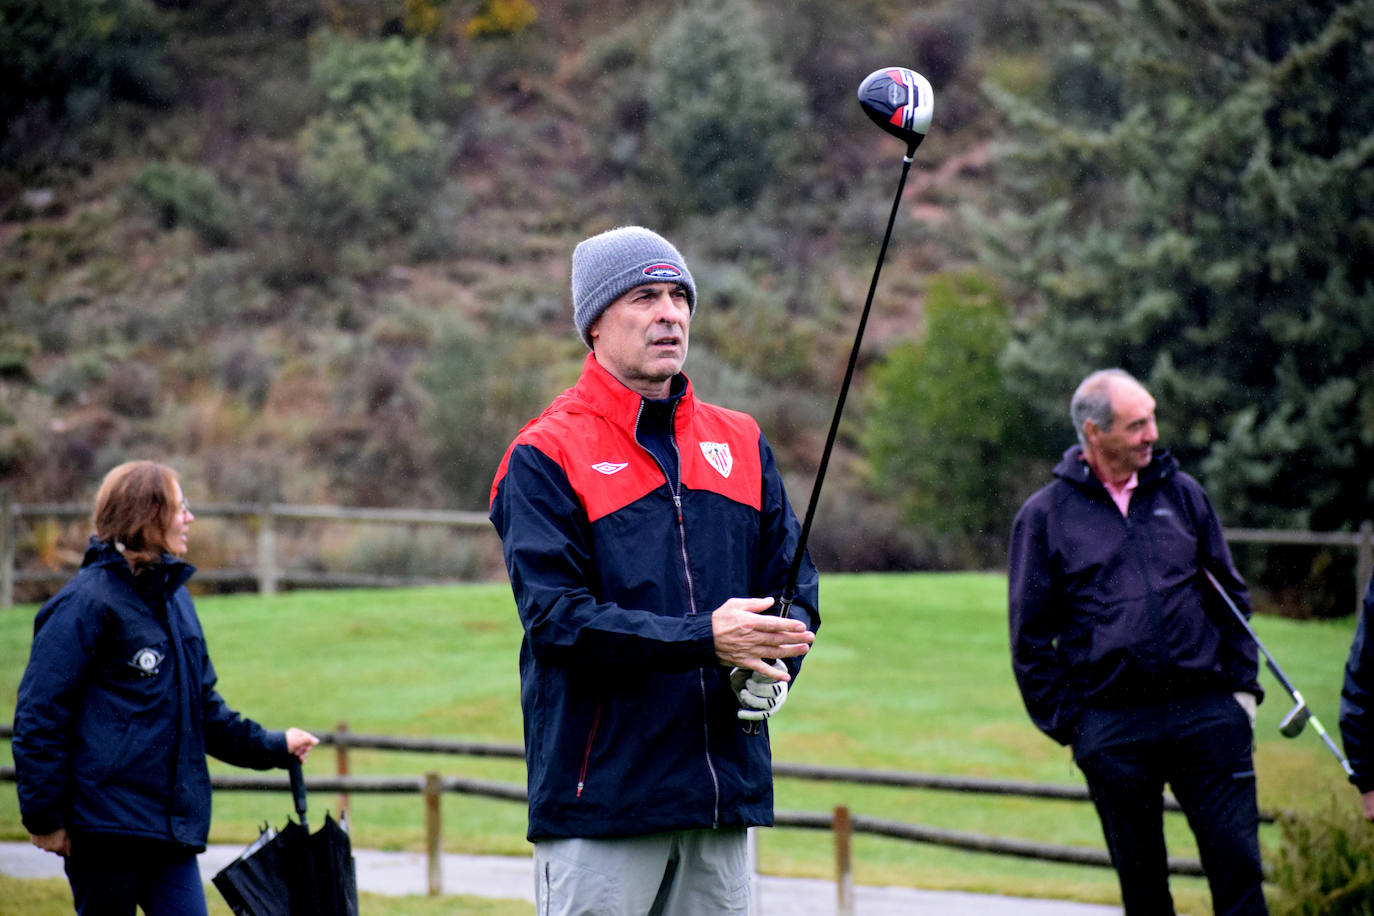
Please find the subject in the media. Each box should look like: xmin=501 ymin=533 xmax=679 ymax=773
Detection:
xmin=489 ymin=353 xmax=819 ymax=840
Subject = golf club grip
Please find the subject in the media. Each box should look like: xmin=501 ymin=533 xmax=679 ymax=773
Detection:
xmin=289 ymin=757 xmax=308 ymax=820
xmin=1311 ymin=718 xmax=1356 ymax=776
xmin=741 ymin=595 xmax=797 ymax=735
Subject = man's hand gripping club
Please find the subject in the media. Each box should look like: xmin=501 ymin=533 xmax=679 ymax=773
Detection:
xmin=713 ymin=597 xmax=814 ymax=722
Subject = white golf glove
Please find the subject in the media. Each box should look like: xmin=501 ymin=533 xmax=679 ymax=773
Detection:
xmin=731 ymin=661 xmax=790 ymax=722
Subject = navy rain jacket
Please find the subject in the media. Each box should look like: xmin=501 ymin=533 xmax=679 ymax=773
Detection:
xmin=14 ymin=538 xmax=290 ymax=848
xmin=1340 ymin=578 xmax=1374 ymax=792
xmin=1008 ymin=446 xmax=1262 ymax=745
xmin=489 ymin=354 xmax=819 ymax=841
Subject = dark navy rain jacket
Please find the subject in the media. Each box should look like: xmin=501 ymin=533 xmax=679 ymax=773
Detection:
xmin=1008 ymin=446 xmax=1262 ymax=745
xmin=1340 ymin=578 xmax=1374 ymax=792
xmin=14 ymin=538 xmax=290 ymax=848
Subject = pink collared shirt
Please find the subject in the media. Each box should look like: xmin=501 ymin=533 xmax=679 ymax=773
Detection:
xmin=1102 ymin=472 xmax=1138 ymax=517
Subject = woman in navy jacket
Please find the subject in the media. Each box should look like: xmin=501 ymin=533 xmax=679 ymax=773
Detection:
xmin=13 ymin=461 xmax=318 ymax=916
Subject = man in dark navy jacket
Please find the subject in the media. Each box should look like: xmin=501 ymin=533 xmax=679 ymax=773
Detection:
xmin=1340 ymin=577 xmax=1374 ymax=818
xmin=489 ymin=226 xmax=818 ymax=916
xmin=1008 ymin=368 xmax=1267 ymax=916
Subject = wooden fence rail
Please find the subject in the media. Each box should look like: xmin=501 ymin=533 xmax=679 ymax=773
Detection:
xmin=0 ymin=497 xmax=492 ymax=607
xmin=2 ymin=495 xmax=1368 ymax=611
xmin=2 ymin=723 xmax=1232 ymax=891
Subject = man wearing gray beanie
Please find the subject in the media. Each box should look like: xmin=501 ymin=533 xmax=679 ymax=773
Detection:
xmin=571 ymin=225 xmax=697 ymax=349
xmin=490 ymin=226 xmax=820 ymax=916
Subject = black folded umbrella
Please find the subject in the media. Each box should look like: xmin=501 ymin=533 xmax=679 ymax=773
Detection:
xmin=213 ymin=759 xmax=358 ymax=916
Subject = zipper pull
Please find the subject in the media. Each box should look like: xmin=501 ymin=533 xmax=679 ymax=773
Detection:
xmin=673 ymin=495 xmax=683 ymax=522
xmin=576 ymin=781 xmax=584 ymax=798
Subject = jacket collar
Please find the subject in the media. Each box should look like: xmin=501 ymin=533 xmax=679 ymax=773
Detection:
xmin=81 ymin=536 xmax=197 ymax=592
xmin=1053 ymin=444 xmax=1176 ymax=494
xmin=568 ymin=352 xmax=695 ymax=434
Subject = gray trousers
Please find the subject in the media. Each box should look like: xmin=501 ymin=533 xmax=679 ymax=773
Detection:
xmin=533 ymin=828 xmax=750 ymax=916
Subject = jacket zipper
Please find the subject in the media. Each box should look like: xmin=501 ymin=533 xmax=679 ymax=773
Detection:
xmin=576 ymin=701 xmax=602 ymax=798
xmin=1122 ymin=499 xmax=1169 ymax=676
xmin=635 ymin=398 xmax=722 ymax=826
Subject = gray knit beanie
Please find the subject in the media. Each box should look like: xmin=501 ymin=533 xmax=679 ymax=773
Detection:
xmin=571 ymin=226 xmax=696 ymax=348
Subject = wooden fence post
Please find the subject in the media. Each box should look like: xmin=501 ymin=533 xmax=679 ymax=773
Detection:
xmin=335 ymin=721 xmax=350 ymax=822
xmin=1 ymin=490 xmax=12 ymax=610
xmin=425 ymin=772 xmax=442 ymax=896
xmin=834 ymin=805 xmax=854 ymax=916
xmin=1358 ymin=520 xmax=1373 ymax=617
xmin=256 ymin=503 xmax=277 ymax=596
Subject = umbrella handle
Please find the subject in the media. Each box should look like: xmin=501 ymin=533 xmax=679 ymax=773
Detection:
xmin=289 ymin=757 xmax=309 ymax=831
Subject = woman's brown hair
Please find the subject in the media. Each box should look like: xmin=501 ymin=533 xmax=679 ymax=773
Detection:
xmin=92 ymin=461 xmax=180 ymax=570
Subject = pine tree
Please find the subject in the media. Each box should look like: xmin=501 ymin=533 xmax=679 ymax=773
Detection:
xmin=982 ymin=0 xmax=1374 ymax=611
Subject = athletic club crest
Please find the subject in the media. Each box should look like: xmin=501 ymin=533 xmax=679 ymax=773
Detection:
xmin=642 ymin=263 xmax=682 ymax=281
xmin=128 ymin=647 xmax=165 ymax=677
xmin=700 ymin=442 xmax=733 ymax=478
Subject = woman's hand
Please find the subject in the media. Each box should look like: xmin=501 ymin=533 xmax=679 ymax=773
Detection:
xmin=286 ymin=727 xmax=320 ymax=761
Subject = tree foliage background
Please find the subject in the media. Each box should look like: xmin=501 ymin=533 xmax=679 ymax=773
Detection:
xmin=0 ymin=0 xmax=1370 ymax=614
xmin=970 ymin=0 xmax=1374 ymax=613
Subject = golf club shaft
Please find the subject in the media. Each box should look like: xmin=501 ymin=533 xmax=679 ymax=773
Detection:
xmin=1203 ymin=568 xmax=1356 ymax=774
xmin=778 ymin=147 xmax=917 ymax=612
xmin=1202 ymin=568 xmax=1303 ymax=700
xmin=1308 ymin=712 xmax=1356 ymax=776
xmin=742 ymin=148 xmax=915 ymax=738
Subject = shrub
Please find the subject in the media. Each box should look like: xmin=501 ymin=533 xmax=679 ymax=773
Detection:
xmin=309 ymin=32 xmax=441 ymax=119
xmin=647 ymin=0 xmax=805 ymax=213
xmin=133 ymin=162 xmax=237 ymax=246
xmin=0 ymin=391 xmax=39 ymax=476
xmin=282 ymin=33 xmax=456 ymax=268
xmin=1268 ymin=802 xmax=1374 ymax=915
xmin=418 ymin=328 xmax=550 ymax=509
xmin=324 ymin=526 xmax=483 ymax=580
xmin=862 ymin=272 xmax=1034 ymax=564
xmin=291 ymin=103 xmax=449 ymax=251
xmin=98 ymin=362 xmax=159 ymax=419
xmin=0 ymin=332 xmax=39 ymax=380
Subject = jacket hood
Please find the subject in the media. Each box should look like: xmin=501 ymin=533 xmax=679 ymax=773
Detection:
xmin=80 ymin=536 xmax=196 ymax=593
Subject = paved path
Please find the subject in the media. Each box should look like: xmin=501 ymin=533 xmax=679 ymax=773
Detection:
xmin=1 ymin=841 xmax=1124 ymax=914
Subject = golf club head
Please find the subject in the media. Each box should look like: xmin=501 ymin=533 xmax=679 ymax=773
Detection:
xmin=1279 ymin=701 xmax=1311 ymax=738
xmin=857 ymin=67 xmax=934 ymax=152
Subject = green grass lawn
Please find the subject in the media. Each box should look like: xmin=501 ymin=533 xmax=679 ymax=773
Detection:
xmin=1 ymin=572 xmax=1362 ymax=915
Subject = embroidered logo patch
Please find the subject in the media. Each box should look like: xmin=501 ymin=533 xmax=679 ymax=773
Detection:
xmin=592 ymin=461 xmax=629 ymax=476
xmin=642 ymin=263 xmax=682 ymax=281
xmin=128 ymin=647 xmax=165 ymax=677
xmin=700 ymin=442 xmax=733 ymax=478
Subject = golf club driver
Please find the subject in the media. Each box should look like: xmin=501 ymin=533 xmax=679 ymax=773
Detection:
xmin=857 ymin=67 xmax=935 ymax=156
xmin=742 ymin=67 xmax=934 ymax=736
xmin=1203 ymin=567 xmax=1354 ymax=776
